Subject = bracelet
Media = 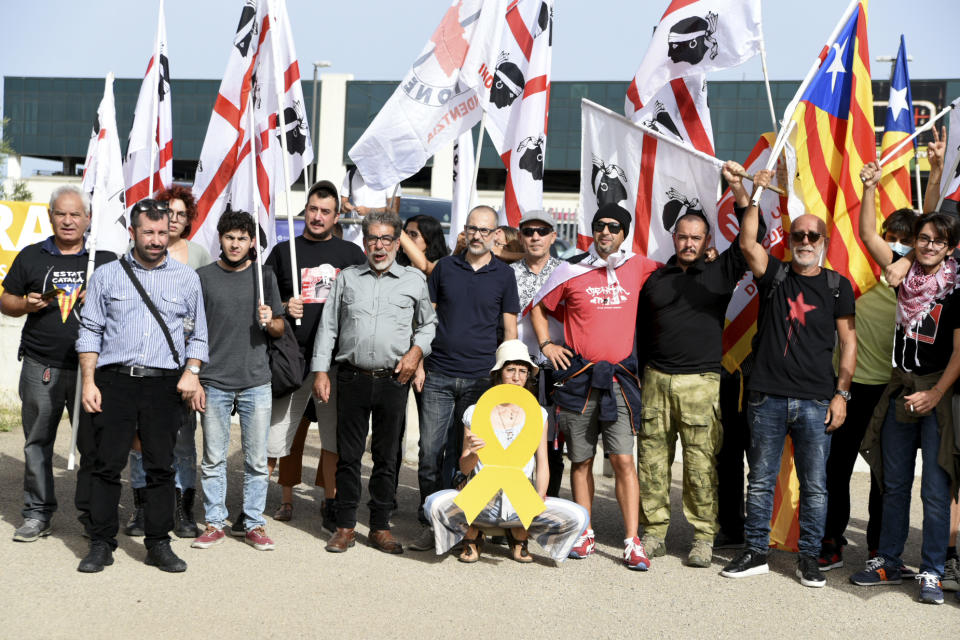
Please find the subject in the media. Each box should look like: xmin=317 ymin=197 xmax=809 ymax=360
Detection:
xmin=539 ymin=339 xmax=553 ymax=350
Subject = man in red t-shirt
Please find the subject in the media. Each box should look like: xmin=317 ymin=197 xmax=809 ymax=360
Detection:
xmin=530 ymin=203 xmax=660 ymax=570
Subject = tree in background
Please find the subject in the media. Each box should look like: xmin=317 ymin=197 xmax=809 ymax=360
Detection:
xmin=0 ymin=117 xmax=32 ymax=201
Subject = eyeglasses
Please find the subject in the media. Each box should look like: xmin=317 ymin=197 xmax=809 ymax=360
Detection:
xmin=464 ymin=225 xmax=496 ymax=238
xmin=916 ymin=234 xmax=948 ymax=249
xmin=169 ymin=210 xmax=189 ymax=221
xmin=592 ymin=221 xmax=622 ymax=235
xmin=364 ymin=234 xmax=398 ymax=247
xmin=521 ymin=226 xmax=553 ymax=238
xmin=789 ymin=230 xmax=823 ymax=244
xmin=132 ymin=199 xmax=169 ymax=214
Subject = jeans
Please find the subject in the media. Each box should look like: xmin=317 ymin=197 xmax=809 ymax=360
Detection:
xmin=335 ymin=367 xmax=409 ymax=530
xmin=200 ymin=384 xmax=272 ymax=530
xmin=128 ymin=405 xmax=197 ymax=490
xmin=877 ymin=398 xmax=951 ymax=576
xmin=744 ymin=392 xmax=831 ymax=557
xmin=19 ymin=356 xmax=76 ymax=522
xmin=417 ymin=370 xmax=489 ymax=524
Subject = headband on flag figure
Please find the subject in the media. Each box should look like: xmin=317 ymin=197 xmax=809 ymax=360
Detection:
xmin=453 ymin=385 xmax=546 ymax=529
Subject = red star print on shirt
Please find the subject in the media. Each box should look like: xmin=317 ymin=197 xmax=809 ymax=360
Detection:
xmin=784 ymin=292 xmax=817 ymax=356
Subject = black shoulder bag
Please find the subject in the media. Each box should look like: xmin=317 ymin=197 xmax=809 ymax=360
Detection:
xmin=119 ymin=257 xmax=182 ymax=369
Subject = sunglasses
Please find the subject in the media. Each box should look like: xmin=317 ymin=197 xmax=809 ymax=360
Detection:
xmin=789 ymin=230 xmax=823 ymax=244
xmin=131 ymin=198 xmax=170 ymax=214
xmin=521 ymin=226 xmax=553 ymax=238
xmin=592 ymin=221 xmax=622 ymax=235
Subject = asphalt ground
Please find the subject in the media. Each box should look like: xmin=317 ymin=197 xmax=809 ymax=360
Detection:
xmin=0 ymin=421 xmax=955 ymax=639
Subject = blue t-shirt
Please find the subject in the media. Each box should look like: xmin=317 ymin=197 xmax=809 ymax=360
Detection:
xmin=427 ymin=253 xmax=520 ymax=378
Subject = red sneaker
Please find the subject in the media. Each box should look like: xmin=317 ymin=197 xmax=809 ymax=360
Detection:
xmin=244 ymin=526 xmax=276 ymax=551
xmin=191 ymin=525 xmax=226 ymax=549
xmin=624 ymin=536 xmax=651 ymax=571
xmin=568 ymin=528 xmax=595 ymax=559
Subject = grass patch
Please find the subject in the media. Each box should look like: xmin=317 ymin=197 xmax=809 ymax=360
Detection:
xmin=0 ymin=403 xmax=18 ymax=433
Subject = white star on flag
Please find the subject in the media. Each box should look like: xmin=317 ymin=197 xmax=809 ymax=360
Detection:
xmin=827 ymin=38 xmax=847 ymax=92
xmin=888 ymin=86 xmax=909 ymax=120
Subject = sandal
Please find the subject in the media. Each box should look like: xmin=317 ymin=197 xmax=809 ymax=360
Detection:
xmin=506 ymin=528 xmax=533 ymax=563
xmin=272 ymin=502 xmax=293 ymax=521
xmin=458 ymin=531 xmax=484 ymax=563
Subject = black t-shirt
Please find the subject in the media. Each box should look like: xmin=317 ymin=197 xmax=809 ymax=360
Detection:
xmin=893 ymin=287 xmax=960 ymax=375
xmin=637 ymin=241 xmax=750 ymax=374
xmin=265 ymin=235 xmax=366 ymax=356
xmin=748 ymin=257 xmax=855 ymax=400
xmin=2 ymin=238 xmax=115 ymax=368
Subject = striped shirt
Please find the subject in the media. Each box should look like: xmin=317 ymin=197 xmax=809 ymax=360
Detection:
xmin=76 ymin=251 xmax=208 ymax=369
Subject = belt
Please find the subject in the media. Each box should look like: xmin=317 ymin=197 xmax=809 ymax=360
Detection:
xmin=102 ymin=364 xmax=180 ymax=378
xmin=343 ymin=364 xmax=395 ymax=379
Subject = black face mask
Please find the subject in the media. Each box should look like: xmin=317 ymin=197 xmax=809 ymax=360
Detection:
xmin=219 ymin=249 xmax=250 ymax=268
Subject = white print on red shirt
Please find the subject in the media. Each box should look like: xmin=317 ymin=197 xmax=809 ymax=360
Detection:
xmin=301 ymin=265 xmax=340 ymax=304
xmin=585 ymin=283 xmax=629 ymax=308
xmin=905 ymin=303 xmax=942 ymax=345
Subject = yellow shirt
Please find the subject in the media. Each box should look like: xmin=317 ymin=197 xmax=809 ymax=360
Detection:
xmin=834 ymin=280 xmax=896 ymax=385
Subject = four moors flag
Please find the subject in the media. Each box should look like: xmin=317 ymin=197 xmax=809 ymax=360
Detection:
xmin=123 ymin=0 xmax=172 ymax=207
xmin=460 ymin=0 xmax=554 ymax=226
xmin=579 ymin=99 xmax=723 ymax=259
xmin=877 ymin=35 xmax=914 ymax=216
xmin=626 ymin=75 xmax=715 ymax=156
xmin=191 ymin=0 xmax=313 ymax=259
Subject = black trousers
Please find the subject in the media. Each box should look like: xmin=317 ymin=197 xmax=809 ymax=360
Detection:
xmin=335 ymin=367 xmax=409 ymax=530
xmin=88 ymin=370 xmax=182 ymax=550
xmin=824 ymin=380 xmax=885 ymax=549
xmin=74 ymin=410 xmax=95 ymax=530
xmin=717 ymin=367 xmax=749 ymax=538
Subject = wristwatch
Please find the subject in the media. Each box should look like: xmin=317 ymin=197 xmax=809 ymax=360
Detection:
xmin=187 ymin=365 xmax=201 ymax=375
xmin=834 ymin=389 xmax=851 ymax=401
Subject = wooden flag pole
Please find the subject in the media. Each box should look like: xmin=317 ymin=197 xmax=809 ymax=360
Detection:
xmin=247 ymin=91 xmax=266 ymax=326
xmin=732 ymin=169 xmax=786 ymax=196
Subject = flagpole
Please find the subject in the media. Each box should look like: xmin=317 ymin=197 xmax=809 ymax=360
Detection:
xmin=936 ymin=143 xmax=960 ymax=212
xmin=878 ymin=100 xmax=958 ymax=167
xmin=247 ymin=92 xmax=266 ymax=326
xmin=468 ymin=114 xmax=486 ymax=211
xmin=914 ymin=157 xmax=923 ymax=210
xmin=752 ymin=0 xmax=861 ymax=205
xmin=147 ymin=0 xmax=163 ymax=197
xmin=267 ymin=0 xmax=301 ymax=325
xmin=758 ymin=32 xmax=779 ymax=132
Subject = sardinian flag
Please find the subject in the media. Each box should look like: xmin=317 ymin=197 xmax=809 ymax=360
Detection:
xmin=459 ymin=0 xmax=553 ymax=226
xmin=190 ymin=0 xmax=313 ymax=259
xmin=628 ymin=0 xmax=762 ymax=107
xmin=449 ymin=128 xmax=475 ymax=251
xmin=940 ymin=104 xmax=960 ymax=208
xmin=123 ymin=0 xmax=172 ymax=207
xmin=81 ymin=74 xmax=129 ymax=257
xmin=579 ymin=99 xmax=723 ymax=261
xmin=349 ymin=0 xmax=488 ymax=191
xmin=626 ymin=75 xmax=714 ymax=156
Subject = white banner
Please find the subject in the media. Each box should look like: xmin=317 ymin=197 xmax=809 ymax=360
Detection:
xmin=449 ymin=128 xmax=474 ymax=250
xmin=941 ymin=106 xmax=960 ymax=205
xmin=627 ymin=75 xmax=714 ymax=156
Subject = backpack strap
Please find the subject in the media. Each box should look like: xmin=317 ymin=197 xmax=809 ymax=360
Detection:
xmin=825 ymin=268 xmax=841 ymax=298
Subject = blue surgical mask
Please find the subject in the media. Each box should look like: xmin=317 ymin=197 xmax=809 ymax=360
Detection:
xmin=888 ymin=241 xmax=910 ymax=257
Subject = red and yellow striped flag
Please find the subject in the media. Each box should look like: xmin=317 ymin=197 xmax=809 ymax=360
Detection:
xmin=877 ymin=35 xmax=915 ymax=216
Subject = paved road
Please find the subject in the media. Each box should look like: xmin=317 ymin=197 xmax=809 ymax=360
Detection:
xmin=0 ymin=423 xmax=954 ymax=639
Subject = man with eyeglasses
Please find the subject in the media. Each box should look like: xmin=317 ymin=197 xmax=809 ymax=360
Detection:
xmin=530 ymin=203 xmax=661 ymax=570
xmin=2 ymin=185 xmax=114 ymax=542
xmin=634 ymin=161 xmax=758 ymax=569
xmin=312 ymin=211 xmax=436 ymax=554
xmin=75 ymin=198 xmax=209 ymax=573
xmin=409 ymin=205 xmax=520 ymax=551
xmin=721 ymin=171 xmax=856 ymax=589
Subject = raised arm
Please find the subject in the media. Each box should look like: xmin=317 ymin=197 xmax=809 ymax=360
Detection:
xmin=722 ymin=160 xmax=751 ymax=208
xmin=923 ymin=125 xmax=946 ymax=214
xmin=858 ymin=161 xmax=894 ymax=269
xmin=739 ymin=169 xmax=773 ymax=278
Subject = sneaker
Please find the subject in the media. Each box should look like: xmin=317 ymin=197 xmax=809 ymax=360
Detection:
xmin=849 ymin=555 xmax=902 ymax=586
xmin=941 ymin=556 xmax=960 ymax=592
xmin=818 ymin=538 xmax=843 ymax=571
xmin=408 ymin=526 xmax=435 ymax=552
xmin=624 ymin=537 xmax=650 ymax=571
xmin=797 ymin=554 xmax=826 ymax=588
xmin=720 ymin=549 xmax=769 ymax=579
xmin=568 ymin=528 xmax=595 ymax=559
xmin=244 ymin=526 xmax=276 ymax=551
xmin=687 ymin=540 xmax=713 ymax=568
xmin=640 ymin=533 xmax=666 ymax=558
xmin=916 ymin=572 xmax=944 ymax=604
xmin=713 ymin=530 xmax=745 ymax=550
xmin=191 ymin=525 xmax=226 ymax=549
xmin=230 ymin=513 xmax=246 ymax=537
xmin=869 ymin=549 xmax=914 ymax=578
xmin=13 ymin=518 xmax=52 ymax=542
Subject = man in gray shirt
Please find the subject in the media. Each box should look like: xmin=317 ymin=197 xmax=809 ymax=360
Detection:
xmin=312 ymin=211 xmax=437 ymax=554
xmin=191 ymin=211 xmax=285 ymax=552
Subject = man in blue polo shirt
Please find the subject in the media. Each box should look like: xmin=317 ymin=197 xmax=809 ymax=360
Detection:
xmin=409 ymin=205 xmax=519 ymax=551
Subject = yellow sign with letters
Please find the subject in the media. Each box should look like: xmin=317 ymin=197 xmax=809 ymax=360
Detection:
xmin=0 ymin=201 xmax=53 ymax=292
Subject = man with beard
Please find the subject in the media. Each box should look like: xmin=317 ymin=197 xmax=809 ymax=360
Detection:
xmin=634 ymin=161 xmax=757 ymax=569
xmin=720 ymin=170 xmax=856 ymax=589
xmin=312 ymin=211 xmax=436 ymax=554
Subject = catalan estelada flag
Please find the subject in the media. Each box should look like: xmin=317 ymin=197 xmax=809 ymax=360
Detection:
xmin=877 ymin=35 xmax=915 ymax=216
xmin=791 ymin=0 xmax=878 ymax=297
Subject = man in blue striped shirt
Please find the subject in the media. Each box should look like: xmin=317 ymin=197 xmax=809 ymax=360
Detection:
xmin=75 ymin=198 xmax=208 ymax=573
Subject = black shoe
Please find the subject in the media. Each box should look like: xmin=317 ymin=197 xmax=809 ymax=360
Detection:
xmin=720 ymin=549 xmax=769 ymax=579
xmin=77 ymin=542 xmax=114 ymax=573
xmin=174 ymin=488 xmax=202 ymax=538
xmin=145 ymin=541 xmax=187 ymax=573
xmin=321 ymin=500 xmax=336 ymax=534
xmin=713 ymin=529 xmax=745 ymax=550
xmin=230 ymin=512 xmax=247 ymax=537
xmin=797 ymin=554 xmax=826 ymax=588
xmin=124 ymin=488 xmax=146 ymax=537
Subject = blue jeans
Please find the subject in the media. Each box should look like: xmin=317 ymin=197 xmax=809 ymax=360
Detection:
xmin=199 ymin=384 xmax=272 ymax=530
xmin=878 ymin=398 xmax=951 ymax=576
xmin=744 ymin=392 xmax=832 ymax=557
xmin=417 ymin=370 xmax=489 ymax=524
xmin=129 ymin=405 xmax=197 ymax=490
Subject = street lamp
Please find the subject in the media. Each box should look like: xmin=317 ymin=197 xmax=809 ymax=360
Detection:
xmin=311 ymin=60 xmax=332 ymax=184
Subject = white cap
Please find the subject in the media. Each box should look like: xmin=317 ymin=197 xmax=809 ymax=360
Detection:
xmin=490 ymin=339 xmax=539 ymax=376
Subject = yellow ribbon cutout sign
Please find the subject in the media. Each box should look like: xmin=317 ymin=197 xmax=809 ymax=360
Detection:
xmin=453 ymin=384 xmax=546 ymax=529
